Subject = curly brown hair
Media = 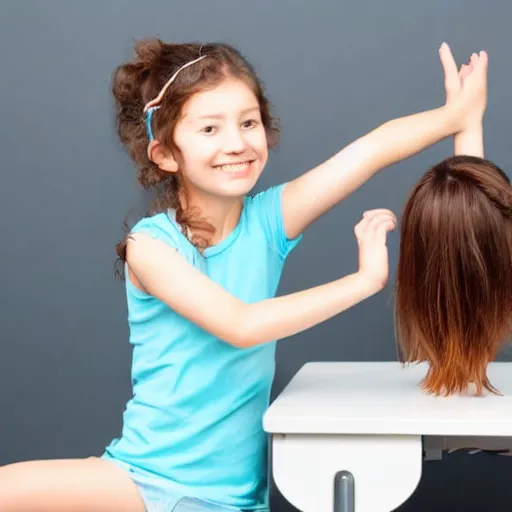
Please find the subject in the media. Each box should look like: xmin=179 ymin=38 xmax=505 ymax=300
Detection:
xmin=111 ymin=38 xmax=280 ymax=275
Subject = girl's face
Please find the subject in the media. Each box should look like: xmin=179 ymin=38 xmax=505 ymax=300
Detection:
xmin=171 ymin=77 xmax=269 ymax=201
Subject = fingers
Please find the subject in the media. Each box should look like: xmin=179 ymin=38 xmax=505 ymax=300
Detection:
xmin=457 ymin=50 xmax=488 ymax=91
xmin=477 ymin=50 xmax=489 ymax=71
xmin=439 ymin=42 xmax=489 ymax=103
xmin=459 ymin=63 xmax=472 ymax=82
xmin=361 ymin=208 xmax=397 ymax=225
xmin=355 ymin=209 xmax=388 ymax=237
xmin=365 ymin=211 xmax=396 ymax=244
xmin=354 ymin=209 xmax=396 ymax=243
xmin=362 ymin=208 xmax=395 ymax=218
xmin=469 ymin=51 xmax=488 ymax=74
xmin=439 ymin=42 xmax=460 ymax=96
xmin=466 ymin=51 xmax=488 ymax=69
xmin=463 ymin=49 xmax=489 ymax=84
xmin=374 ymin=217 xmax=395 ymax=246
xmin=477 ymin=51 xmax=489 ymax=87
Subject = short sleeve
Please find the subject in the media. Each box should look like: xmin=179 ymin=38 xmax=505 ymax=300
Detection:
xmin=128 ymin=212 xmax=208 ymax=275
xmin=246 ymin=183 xmax=303 ymax=260
xmin=130 ymin=213 xmax=180 ymax=250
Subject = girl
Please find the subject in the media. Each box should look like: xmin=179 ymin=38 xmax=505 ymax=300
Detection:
xmin=0 ymin=40 xmax=487 ymax=512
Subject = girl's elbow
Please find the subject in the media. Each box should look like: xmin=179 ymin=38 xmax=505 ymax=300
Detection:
xmin=226 ymin=329 xmax=259 ymax=349
xmin=224 ymin=312 xmax=261 ymax=348
xmin=215 ymin=303 xmax=266 ymax=348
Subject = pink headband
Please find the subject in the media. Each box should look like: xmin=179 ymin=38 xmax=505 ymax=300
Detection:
xmin=143 ymin=55 xmax=207 ymax=113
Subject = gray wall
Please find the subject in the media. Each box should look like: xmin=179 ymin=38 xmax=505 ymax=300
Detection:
xmin=1 ymin=1 xmax=511 ymax=510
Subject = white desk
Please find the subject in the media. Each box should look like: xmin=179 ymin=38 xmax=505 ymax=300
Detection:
xmin=263 ymin=361 xmax=512 ymax=512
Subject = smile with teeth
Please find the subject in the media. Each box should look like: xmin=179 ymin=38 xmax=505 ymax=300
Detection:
xmin=215 ymin=161 xmax=253 ymax=173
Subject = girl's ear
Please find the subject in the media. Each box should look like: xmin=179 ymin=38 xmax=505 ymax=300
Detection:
xmin=147 ymin=140 xmax=179 ymax=173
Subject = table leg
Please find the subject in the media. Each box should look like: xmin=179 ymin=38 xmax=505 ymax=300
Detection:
xmin=334 ymin=470 xmax=354 ymax=512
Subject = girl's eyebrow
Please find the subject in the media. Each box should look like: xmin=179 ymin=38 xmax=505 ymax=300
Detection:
xmin=196 ymin=106 xmax=260 ymax=120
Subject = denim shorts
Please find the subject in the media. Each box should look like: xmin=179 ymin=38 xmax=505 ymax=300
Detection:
xmin=102 ymin=456 xmax=263 ymax=512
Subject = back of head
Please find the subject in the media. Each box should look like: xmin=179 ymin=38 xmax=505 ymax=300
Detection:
xmin=395 ymin=155 xmax=512 ymax=396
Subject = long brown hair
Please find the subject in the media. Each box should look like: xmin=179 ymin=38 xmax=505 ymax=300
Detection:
xmin=111 ymin=39 xmax=280 ymax=275
xmin=395 ymin=155 xmax=512 ymax=396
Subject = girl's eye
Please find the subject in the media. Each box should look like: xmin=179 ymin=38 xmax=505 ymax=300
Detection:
xmin=201 ymin=126 xmax=217 ymax=134
xmin=242 ymin=119 xmax=258 ymax=129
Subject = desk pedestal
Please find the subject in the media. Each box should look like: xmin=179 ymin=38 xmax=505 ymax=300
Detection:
xmin=272 ymin=434 xmax=422 ymax=512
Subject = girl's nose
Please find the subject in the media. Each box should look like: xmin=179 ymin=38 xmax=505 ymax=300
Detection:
xmin=223 ymin=126 xmax=246 ymax=153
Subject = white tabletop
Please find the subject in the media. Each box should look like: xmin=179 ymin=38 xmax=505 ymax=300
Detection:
xmin=263 ymin=361 xmax=512 ymax=436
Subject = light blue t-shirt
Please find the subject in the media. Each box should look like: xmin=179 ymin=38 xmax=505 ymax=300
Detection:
xmin=103 ymin=183 xmax=302 ymax=510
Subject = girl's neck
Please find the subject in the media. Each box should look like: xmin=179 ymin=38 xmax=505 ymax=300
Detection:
xmin=180 ymin=188 xmax=244 ymax=245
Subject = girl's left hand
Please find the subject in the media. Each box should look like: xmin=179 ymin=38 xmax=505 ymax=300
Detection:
xmin=439 ymin=43 xmax=488 ymax=131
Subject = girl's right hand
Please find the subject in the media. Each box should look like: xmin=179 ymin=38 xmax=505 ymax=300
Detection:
xmin=439 ymin=42 xmax=488 ymax=133
xmin=354 ymin=209 xmax=396 ymax=291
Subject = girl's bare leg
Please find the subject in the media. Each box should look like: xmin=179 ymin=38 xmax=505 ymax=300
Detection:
xmin=0 ymin=456 xmax=146 ymax=512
